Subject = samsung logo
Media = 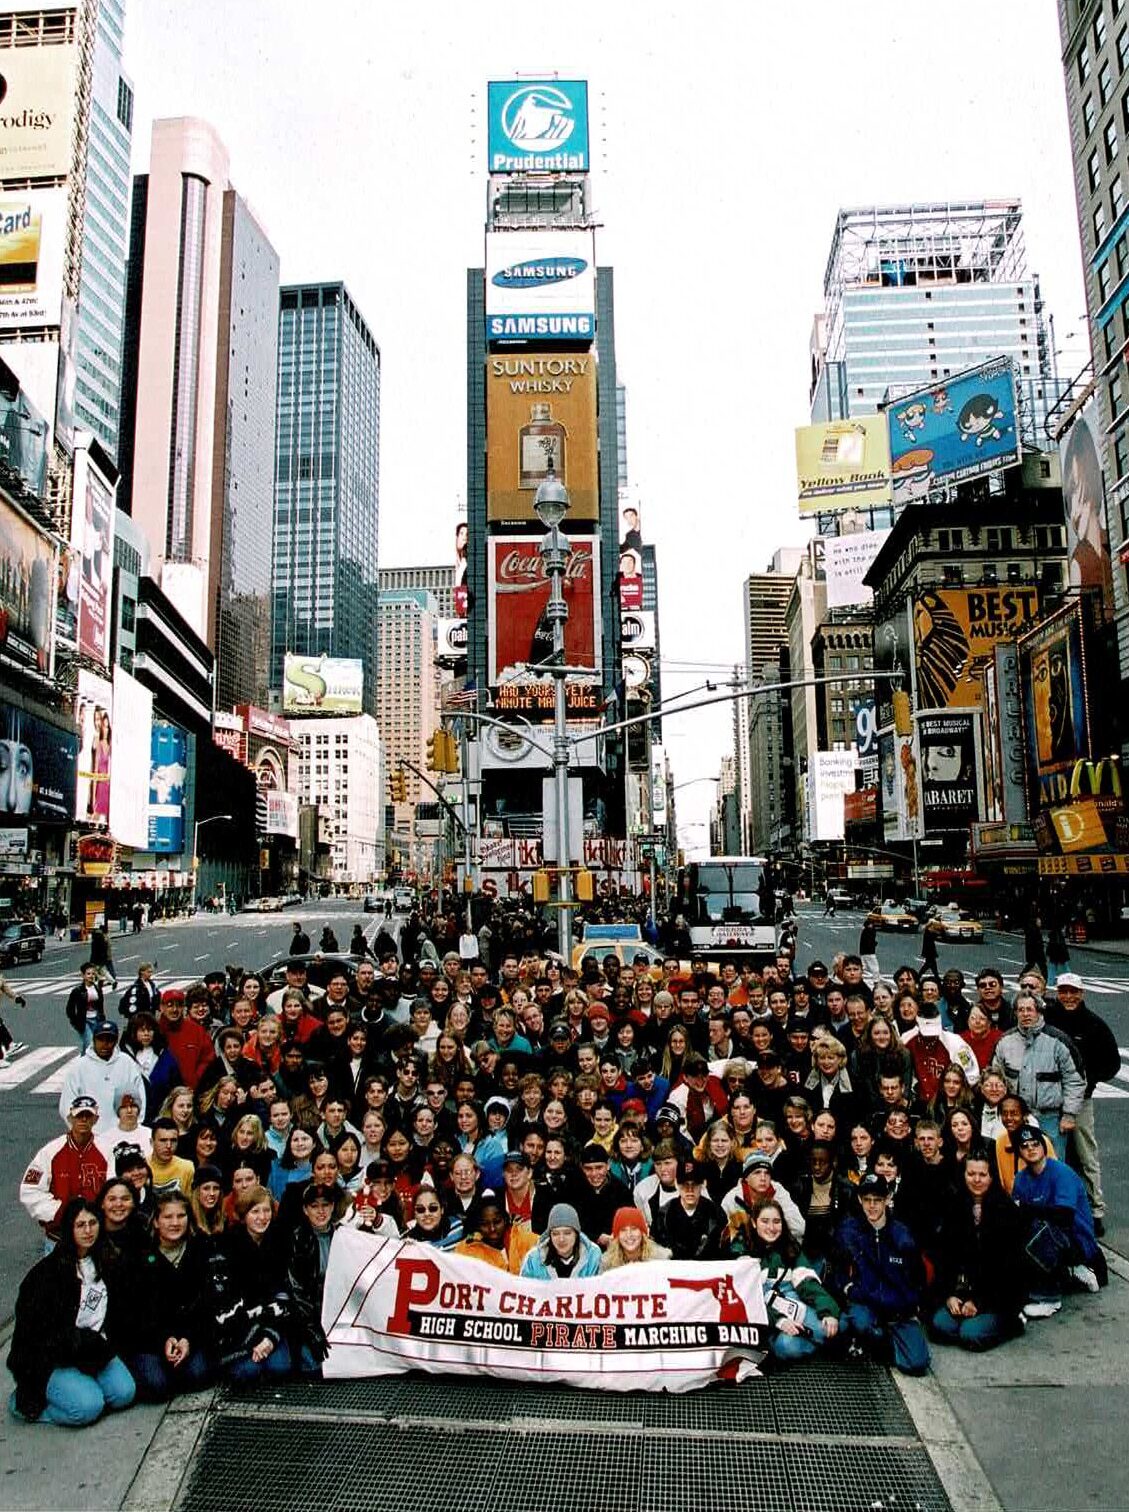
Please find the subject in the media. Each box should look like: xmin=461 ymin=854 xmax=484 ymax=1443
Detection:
xmin=492 ymin=257 xmax=587 ymax=289
xmin=487 ymin=313 xmax=594 ymax=338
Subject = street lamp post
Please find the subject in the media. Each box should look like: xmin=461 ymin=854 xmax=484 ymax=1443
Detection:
xmin=534 ymin=458 xmax=573 ymax=961
xmin=192 ymin=814 xmax=232 ymax=913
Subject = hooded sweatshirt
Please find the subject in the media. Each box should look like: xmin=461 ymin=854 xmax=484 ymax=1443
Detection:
xmin=56 ymin=1042 xmax=147 ymax=1126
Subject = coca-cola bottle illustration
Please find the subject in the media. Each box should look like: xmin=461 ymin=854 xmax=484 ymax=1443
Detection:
xmin=530 ymin=599 xmax=555 ymax=665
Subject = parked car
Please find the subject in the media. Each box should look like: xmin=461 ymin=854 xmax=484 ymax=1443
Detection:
xmin=865 ymin=902 xmax=918 ymax=932
xmin=924 ymin=907 xmax=984 ymax=943
xmin=0 ymin=921 xmax=45 ymax=966
xmin=256 ymin=953 xmax=366 ymax=992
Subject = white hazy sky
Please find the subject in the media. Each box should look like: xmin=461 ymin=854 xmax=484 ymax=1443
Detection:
xmin=123 ymin=0 xmax=1088 ymax=854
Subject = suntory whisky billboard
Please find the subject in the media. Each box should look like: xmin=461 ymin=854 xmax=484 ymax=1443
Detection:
xmin=0 ymin=43 xmax=78 ymax=180
xmin=486 ymin=353 xmax=598 ymax=522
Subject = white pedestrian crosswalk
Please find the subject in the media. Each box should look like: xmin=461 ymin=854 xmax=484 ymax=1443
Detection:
xmin=9 ymin=974 xmax=203 ymax=999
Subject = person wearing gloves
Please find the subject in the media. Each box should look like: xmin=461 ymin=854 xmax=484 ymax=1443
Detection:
xmin=990 ymin=991 xmax=1086 ymax=1150
xmin=519 ymin=1202 xmax=602 ymax=1280
xmin=20 ymin=1096 xmax=108 ymax=1246
xmin=599 ymin=1206 xmax=671 ymax=1270
xmin=56 ymin=1021 xmax=147 ymax=1128
xmin=901 ymin=1000 xmax=980 ymax=1105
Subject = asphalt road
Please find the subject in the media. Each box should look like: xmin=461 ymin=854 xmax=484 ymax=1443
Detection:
xmin=0 ymin=896 xmax=382 ymax=1309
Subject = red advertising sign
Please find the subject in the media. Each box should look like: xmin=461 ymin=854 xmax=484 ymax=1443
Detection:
xmin=488 ymin=535 xmax=601 ymax=686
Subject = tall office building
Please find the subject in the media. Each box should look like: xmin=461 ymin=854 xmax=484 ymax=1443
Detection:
xmin=1057 ymin=1 xmax=1129 ymax=680
xmin=376 ymin=587 xmax=440 ymax=807
xmin=290 ymin=714 xmax=384 ymax=883
xmin=271 ymin=283 xmax=381 ymax=713
xmin=118 ymin=118 xmax=280 ymax=709
xmin=810 ymin=202 xmax=1058 ymax=442
xmin=73 ymin=0 xmax=132 ymax=460
xmin=379 ymin=564 xmax=455 ymax=619
xmin=740 ymin=550 xmax=802 ymax=850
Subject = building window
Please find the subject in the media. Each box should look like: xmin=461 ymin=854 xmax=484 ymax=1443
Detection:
xmin=1099 ymin=259 xmax=1114 ymax=303
xmin=1097 ymin=6 xmax=1108 ymax=50
xmin=1120 ymin=236 xmax=1129 ymax=280
xmin=1085 ymin=93 xmax=1098 ymax=135
xmin=1115 ymin=427 xmax=1129 ymax=478
xmin=1114 ymin=172 xmax=1126 ymax=216
xmin=1111 ymin=368 xmax=1125 ymax=416
xmin=1101 ymin=58 xmax=1114 ymax=106
xmin=1090 ymin=147 xmax=1103 ymax=189
xmin=1107 ymin=118 xmax=1120 ymax=163
xmin=1119 ymin=26 xmax=1129 ymax=70
xmin=116 ymin=77 xmax=133 ymax=132
xmin=1081 ymin=41 xmax=1092 ymax=84
xmin=1096 ymin=202 xmax=1109 ymax=243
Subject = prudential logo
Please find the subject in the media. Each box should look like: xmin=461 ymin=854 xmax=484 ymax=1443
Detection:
xmin=502 ymin=85 xmax=576 ymax=152
xmin=488 ymin=79 xmax=589 ymax=173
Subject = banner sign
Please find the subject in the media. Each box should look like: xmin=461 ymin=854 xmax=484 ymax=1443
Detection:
xmin=917 ymin=709 xmax=980 ymax=834
xmin=0 ymin=493 xmax=54 ymax=677
xmin=0 ymin=44 xmax=78 ymax=179
xmin=888 ymin=357 xmax=1020 ymax=503
xmin=283 ymin=654 xmax=363 ymax=714
xmin=0 ymin=700 xmax=77 ymax=821
xmin=73 ymin=446 xmax=114 ymax=669
xmin=148 ymin=722 xmax=187 ymax=854
xmin=1059 ymin=398 xmax=1113 ymax=602
xmin=486 ymin=354 xmax=598 ymax=522
xmin=795 ymin=416 xmax=892 ymax=516
xmin=824 ymin=530 xmax=890 ymax=608
xmin=1039 ymin=853 xmax=1129 ymax=876
xmin=0 ymin=187 xmax=66 ymax=328
xmin=485 ymin=229 xmax=595 ymax=343
xmin=75 ymin=668 xmax=112 ymax=828
xmin=321 ymin=1230 xmax=767 ymax=1392
xmin=1019 ymin=603 xmax=1091 ymax=808
xmin=488 ymin=535 xmax=600 ymax=697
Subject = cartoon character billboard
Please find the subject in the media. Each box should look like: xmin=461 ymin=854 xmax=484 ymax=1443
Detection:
xmin=888 ymin=357 xmax=1020 ymax=504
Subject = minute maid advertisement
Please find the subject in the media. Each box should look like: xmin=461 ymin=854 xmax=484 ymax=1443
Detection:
xmin=888 ymin=357 xmax=1020 ymax=504
xmin=487 ymin=80 xmax=589 ymax=173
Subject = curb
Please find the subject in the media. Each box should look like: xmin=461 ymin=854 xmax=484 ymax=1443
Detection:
xmin=119 ymin=1389 xmax=216 ymax=1512
xmin=893 ymin=1368 xmax=1005 ymax=1512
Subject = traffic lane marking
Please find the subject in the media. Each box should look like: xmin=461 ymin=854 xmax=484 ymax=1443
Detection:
xmin=0 ymin=1046 xmax=72 ymax=1088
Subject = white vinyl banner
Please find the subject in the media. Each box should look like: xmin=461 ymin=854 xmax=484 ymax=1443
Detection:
xmin=322 ymin=1230 xmax=768 ymax=1392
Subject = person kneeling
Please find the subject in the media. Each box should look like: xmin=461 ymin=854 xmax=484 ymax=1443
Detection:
xmin=831 ymin=1173 xmax=930 ymax=1375
xmin=732 ymin=1198 xmax=840 ymax=1363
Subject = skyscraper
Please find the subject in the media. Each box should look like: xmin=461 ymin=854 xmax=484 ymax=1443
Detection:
xmin=117 ymin=117 xmax=280 ymax=708
xmin=376 ymin=587 xmax=440 ymax=808
xmin=73 ymin=0 xmax=132 ymax=461
xmin=271 ymin=282 xmax=381 ymax=714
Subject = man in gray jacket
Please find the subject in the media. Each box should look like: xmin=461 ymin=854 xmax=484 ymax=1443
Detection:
xmin=990 ymin=991 xmax=1085 ymax=1149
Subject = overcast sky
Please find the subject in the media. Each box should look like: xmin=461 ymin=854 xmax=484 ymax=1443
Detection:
xmin=123 ymin=0 xmax=1088 ymax=856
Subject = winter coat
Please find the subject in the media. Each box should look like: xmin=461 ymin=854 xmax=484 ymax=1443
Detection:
xmin=722 ymin=1178 xmax=806 ymax=1245
xmin=56 ymin=1044 xmax=148 ymax=1126
xmin=755 ymin=1245 xmax=841 ymax=1321
xmin=205 ymin=1222 xmax=295 ymax=1364
xmin=158 ymin=1014 xmax=215 ymax=1089
xmin=934 ymin=1186 xmax=1026 ymax=1319
xmin=1013 ymin=1157 xmax=1100 ymax=1264
xmin=64 ymin=980 xmax=104 ymax=1036
xmin=574 ymin=1172 xmax=632 ymax=1244
xmin=118 ymin=1237 xmax=212 ymax=1357
xmin=657 ymin=1197 xmax=723 ymax=1261
xmin=990 ymin=1020 xmax=1086 ymax=1118
xmin=519 ymin=1230 xmax=602 ymax=1280
xmin=8 ymin=1246 xmax=127 ymax=1419
xmin=118 ymin=976 xmax=161 ymax=1020
xmin=832 ymin=1214 xmax=925 ymax=1319
xmin=19 ymin=1134 xmax=107 ymax=1237
xmin=1043 ymin=999 xmax=1121 ymax=1096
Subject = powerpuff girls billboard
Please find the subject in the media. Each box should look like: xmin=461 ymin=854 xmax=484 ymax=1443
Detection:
xmin=888 ymin=357 xmax=1020 ymax=505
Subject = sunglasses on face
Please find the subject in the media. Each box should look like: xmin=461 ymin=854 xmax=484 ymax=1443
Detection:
xmin=415 ymin=1203 xmax=441 ymax=1215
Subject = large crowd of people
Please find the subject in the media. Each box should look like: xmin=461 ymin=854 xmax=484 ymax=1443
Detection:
xmin=7 ymin=902 xmax=1118 ymax=1427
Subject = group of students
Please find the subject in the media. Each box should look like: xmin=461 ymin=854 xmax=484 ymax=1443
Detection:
xmin=8 ymin=925 xmax=1115 ymax=1425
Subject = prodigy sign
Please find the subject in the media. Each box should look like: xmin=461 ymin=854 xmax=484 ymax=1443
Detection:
xmin=487 ymin=80 xmax=589 ymax=173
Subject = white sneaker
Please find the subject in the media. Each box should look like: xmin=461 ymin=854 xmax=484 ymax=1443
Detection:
xmin=1071 ymin=1265 xmax=1100 ymax=1293
xmin=1022 ymin=1301 xmax=1062 ymax=1319
xmin=7 ymin=1041 xmax=27 ymax=1056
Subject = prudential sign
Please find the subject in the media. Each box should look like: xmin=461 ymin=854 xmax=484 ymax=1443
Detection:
xmin=487 ymin=80 xmax=589 ymax=173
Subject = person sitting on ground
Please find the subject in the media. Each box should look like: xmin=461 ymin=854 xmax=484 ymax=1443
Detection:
xmin=929 ymin=1150 xmax=1025 ymax=1352
xmin=599 ymin=1206 xmax=671 ymax=1270
xmin=831 ymin=1172 xmax=930 ymax=1376
xmin=1011 ymin=1124 xmax=1105 ymax=1317
xmin=519 ymin=1202 xmax=602 ymax=1280
xmin=735 ymin=1199 xmax=840 ymax=1364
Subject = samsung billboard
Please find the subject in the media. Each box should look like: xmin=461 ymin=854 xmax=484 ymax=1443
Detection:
xmin=485 ymin=230 xmax=595 ymax=343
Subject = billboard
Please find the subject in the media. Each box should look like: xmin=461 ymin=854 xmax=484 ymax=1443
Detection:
xmin=0 ymin=43 xmax=78 ymax=179
xmin=795 ymin=416 xmax=892 ymax=516
xmin=917 ymin=710 xmax=980 ymax=834
xmin=807 ymin=750 xmax=857 ymax=842
xmin=148 ymin=722 xmax=187 ymax=854
xmin=913 ymin=586 xmax=1039 ymax=710
xmin=987 ymin=644 xmax=1028 ymax=825
xmin=437 ymin=618 xmax=468 ymax=661
xmin=1059 ymin=399 xmax=1113 ymax=601
xmin=873 ymin=599 xmax=913 ymax=728
xmin=487 ymin=79 xmax=589 ymax=174
xmin=880 ymin=729 xmax=922 ymax=843
xmin=264 ymin=790 xmax=299 ymax=839
xmin=824 ymin=529 xmax=890 ymax=608
xmin=0 ymin=493 xmax=54 ymax=677
xmin=485 ymin=230 xmax=595 ymax=343
xmin=109 ymin=667 xmax=153 ymax=849
xmin=618 ymin=546 xmax=643 ymax=609
xmin=72 ymin=446 xmax=114 ymax=668
xmin=0 ymin=189 xmax=65 ymax=328
xmin=212 ymin=711 xmax=246 ymax=764
xmin=888 ymin=357 xmax=1020 ymax=501
xmin=486 ymin=354 xmax=598 ymax=522
xmin=0 ymin=700 xmax=77 ymax=821
xmin=1020 ymin=603 xmax=1091 ymax=808
xmin=0 ymin=354 xmax=49 ymax=497
xmin=620 ymin=610 xmax=655 ymax=651
xmin=488 ymin=535 xmax=600 ymax=711
xmin=852 ymin=696 xmax=879 ymax=785
xmin=3 ymin=340 xmax=57 ymax=460
xmin=75 ymin=669 xmax=112 ymax=828
xmin=283 ymin=655 xmax=364 ymax=713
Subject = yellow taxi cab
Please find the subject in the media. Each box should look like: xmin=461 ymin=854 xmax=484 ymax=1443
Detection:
xmin=571 ymin=925 xmax=666 ymax=978
xmin=865 ymin=902 xmax=919 ymax=932
xmin=924 ymin=907 xmax=984 ymax=943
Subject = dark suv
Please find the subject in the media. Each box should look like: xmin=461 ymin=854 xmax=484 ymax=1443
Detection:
xmin=0 ymin=921 xmax=45 ymax=966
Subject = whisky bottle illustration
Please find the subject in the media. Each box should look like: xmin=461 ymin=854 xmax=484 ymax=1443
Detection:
xmin=519 ymin=403 xmax=566 ymax=490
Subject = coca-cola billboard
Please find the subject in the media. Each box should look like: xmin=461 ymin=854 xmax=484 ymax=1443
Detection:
xmin=488 ymin=535 xmax=601 ymax=690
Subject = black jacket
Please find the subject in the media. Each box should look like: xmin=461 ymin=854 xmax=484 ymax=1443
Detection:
xmin=1044 ymin=999 xmax=1120 ymax=1095
xmin=286 ymin=1220 xmax=334 ymax=1361
xmin=934 ymin=1185 xmax=1026 ymax=1319
xmin=657 ymin=1197 xmax=722 ymax=1261
xmin=64 ymin=981 xmax=104 ymax=1035
xmin=574 ymin=1172 xmax=632 ymax=1244
xmin=117 ymin=1237 xmax=211 ymax=1357
xmin=8 ymin=1246 xmax=125 ymax=1419
xmin=205 ymin=1223 xmax=295 ymax=1364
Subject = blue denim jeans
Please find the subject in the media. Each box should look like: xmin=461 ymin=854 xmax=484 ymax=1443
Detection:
xmin=223 ymin=1339 xmax=320 ymax=1386
xmin=128 ymin=1348 xmax=213 ymax=1402
xmin=769 ymin=1302 xmax=826 ymax=1362
xmin=10 ymin=1357 xmax=135 ymax=1426
xmin=842 ymin=1301 xmax=931 ymax=1375
xmin=929 ymin=1303 xmax=1015 ymax=1352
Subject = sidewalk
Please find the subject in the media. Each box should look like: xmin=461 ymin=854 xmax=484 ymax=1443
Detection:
xmin=3 ymin=1267 xmax=1128 ymax=1512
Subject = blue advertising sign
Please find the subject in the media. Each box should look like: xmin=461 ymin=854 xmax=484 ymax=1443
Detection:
xmin=887 ymin=357 xmax=1020 ymax=504
xmin=487 ymin=80 xmax=589 ymax=174
xmin=0 ymin=700 xmax=77 ymax=822
xmin=148 ymin=721 xmax=187 ymax=854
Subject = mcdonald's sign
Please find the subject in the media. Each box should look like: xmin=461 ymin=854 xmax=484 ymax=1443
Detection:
xmin=1069 ymin=757 xmax=1122 ymax=803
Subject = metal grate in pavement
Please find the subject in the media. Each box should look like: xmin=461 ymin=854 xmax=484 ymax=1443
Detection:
xmin=784 ymin=1442 xmax=951 ymax=1512
xmin=771 ymin=1359 xmax=916 ymax=1436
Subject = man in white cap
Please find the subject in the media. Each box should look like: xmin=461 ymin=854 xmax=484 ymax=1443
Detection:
xmin=1045 ymin=971 xmax=1121 ymax=1236
xmin=56 ymin=1019 xmax=146 ymax=1128
xmin=20 ymin=1095 xmax=108 ymax=1245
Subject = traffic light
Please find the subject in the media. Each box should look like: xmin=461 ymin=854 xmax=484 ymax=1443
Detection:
xmin=425 ymin=734 xmax=440 ymax=772
xmin=532 ymin=869 xmax=550 ymax=902
xmin=442 ymin=730 xmax=460 ymax=773
xmin=892 ymin=689 xmax=913 ymax=737
xmin=389 ymin=768 xmax=407 ymax=802
xmin=575 ymin=868 xmax=594 ymax=902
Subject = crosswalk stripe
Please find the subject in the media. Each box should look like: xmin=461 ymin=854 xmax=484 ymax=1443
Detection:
xmin=1095 ymin=1083 xmax=1129 ymax=1098
xmin=0 ymin=1045 xmax=73 ymax=1089
xmin=31 ymin=1056 xmax=77 ymax=1095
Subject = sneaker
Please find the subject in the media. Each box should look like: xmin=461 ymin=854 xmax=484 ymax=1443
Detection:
xmin=1072 ymin=1264 xmax=1100 ymax=1293
xmin=1022 ymin=1301 xmax=1062 ymax=1319
xmin=6 ymin=1041 xmax=27 ymax=1058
